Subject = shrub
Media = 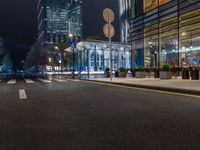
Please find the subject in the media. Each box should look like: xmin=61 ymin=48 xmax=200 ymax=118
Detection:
xmin=105 ymin=68 xmax=110 ymax=72
xmin=162 ymin=64 xmax=171 ymax=71
xmin=138 ymin=66 xmax=145 ymax=71
xmin=118 ymin=67 xmax=126 ymax=72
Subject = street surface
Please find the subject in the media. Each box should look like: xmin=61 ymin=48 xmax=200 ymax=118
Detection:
xmin=0 ymin=77 xmax=200 ymax=150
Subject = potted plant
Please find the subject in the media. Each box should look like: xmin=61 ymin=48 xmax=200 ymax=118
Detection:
xmin=135 ymin=66 xmax=146 ymax=78
xmin=160 ymin=64 xmax=172 ymax=79
xmin=118 ymin=67 xmax=127 ymax=77
xmin=104 ymin=68 xmax=110 ymax=78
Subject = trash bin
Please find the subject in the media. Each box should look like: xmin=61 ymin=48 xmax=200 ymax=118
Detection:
xmin=78 ymin=72 xmax=81 ymax=80
xmin=104 ymin=72 xmax=110 ymax=78
xmin=191 ymin=69 xmax=199 ymax=80
xmin=115 ymin=71 xmax=119 ymax=77
xmin=131 ymin=70 xmax=136 ymax=77
xmin=154 ymin=70 xmax=160 ymax=78
xmin=182 ymin=69 xmax=189 ymax=79
xmin=72 ymin=72 xmax=75 ymax=79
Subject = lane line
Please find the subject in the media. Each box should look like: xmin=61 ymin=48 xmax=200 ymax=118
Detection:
xmin=84 ymin=81 xmax=200 ymax=99
xmin=55 ymin=79 xmax=68 ymax=82
xmin=7 ymin=79 xmax=16 ymax=85
xmin=68 ymin=79 xmax=80 ymax=82
xmin=25 ymin=79 xmax=35 ymax=84
xmin=19 ymin=89 xmax=27 ymax=100
xmin=37 ymin=78 xmax=52 ymax=83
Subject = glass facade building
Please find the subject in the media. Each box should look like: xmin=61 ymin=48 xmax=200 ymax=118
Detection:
xmin=74 ymin=40 xmax=131 ymax=72
xmin=131 ymin=0 xmax=200 ymax=69
xmin=37 ymin=0 xmax=82 ymax=47
xmin=119 ymin=0 xmax=132 ymax=43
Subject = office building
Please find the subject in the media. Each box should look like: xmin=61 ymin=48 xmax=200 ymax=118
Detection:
xmin=37 ymin=0 xmax=82 ymax=47
xmin=131 ymin=0 xmax=200 ymax=68
xmin=119 ymin=0 xmax=132 ymax=43
xmin=75 ymin=40 xmax=131 ymax=72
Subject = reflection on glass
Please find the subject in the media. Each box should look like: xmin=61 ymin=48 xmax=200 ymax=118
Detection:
xmin=180 ymin=9 xmax=200 ymax=67
xmin=160 ymin=33 xmax=178 ymax=67
xmin=134 ymin=39 xmax=144 ymax=67
xmin=159 ymin=17 xmax=178 ymax=67
xmin=144 ymin=36 xmax=158 ymax=67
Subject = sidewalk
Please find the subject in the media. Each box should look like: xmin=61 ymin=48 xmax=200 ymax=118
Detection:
xmin=86 ymin=77 xmax=200 ymax=96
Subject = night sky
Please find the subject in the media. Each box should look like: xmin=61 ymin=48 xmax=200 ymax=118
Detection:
xmin=0 ymin=0 xmax=119 ymax=68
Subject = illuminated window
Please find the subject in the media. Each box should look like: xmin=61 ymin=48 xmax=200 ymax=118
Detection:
xmin=144 ymin=24 xmax=159 ymax=67
xmin=144 ymin=0 xmax=158 ymax=13
xmin=180 ymin=9 xmax=200 ymax=67
xmin=144 ymin=0 xmax=171 ymax=13
xmin=159 ymin=0 xmax=171 ymax=5
xmin=159 ymin=18 xmax=178 ymax=67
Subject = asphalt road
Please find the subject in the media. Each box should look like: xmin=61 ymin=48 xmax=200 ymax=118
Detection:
xmin=0 ymin=77 xmax=200 ymax=150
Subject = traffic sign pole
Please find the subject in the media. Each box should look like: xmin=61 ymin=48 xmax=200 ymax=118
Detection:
xmin=109 ymin=36 xmax=112 ymax=81
xmin=103 ymin=8 xmax=115 ymax=81
xmin=109 ymin=15 xmax=112 ymax=81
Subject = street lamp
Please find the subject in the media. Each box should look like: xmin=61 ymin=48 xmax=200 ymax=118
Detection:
xmin=69 ymin=33 xmax=76 ymax=79
xmin=54 ymin=46 xmax=59 ymax=51
xmin=69 ymin=33 xmax=73 ymax=38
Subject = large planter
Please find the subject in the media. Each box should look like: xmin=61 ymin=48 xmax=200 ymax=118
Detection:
xmin=191 ymin=70 xmax=199 ymax=80
xmin=118 ymin=72 xmax=127 ymax=77
xmin=160 ymin=71 xmax=172 ymax=79
xmin=135 ymin=71 xmax=146 ymax=78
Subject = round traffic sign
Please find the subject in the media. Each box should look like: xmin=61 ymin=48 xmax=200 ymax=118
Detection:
xmin=103 ymin=23 xmax=115 ymax=38
xmin=103 ymin=8 xmax=115 ymax=23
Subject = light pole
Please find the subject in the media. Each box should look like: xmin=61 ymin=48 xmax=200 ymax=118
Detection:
xmin=103 ymin=8 xmax=115 ymax=81
xmin=59 ymin=59 xmax=62 ymax=74
xmin=48 ymin=57 xmax=52 ymax=72
xmin=54 ymin=46 xmax=62 ymax=74
xmin=69 ymin=33 xmax=76 ymax=79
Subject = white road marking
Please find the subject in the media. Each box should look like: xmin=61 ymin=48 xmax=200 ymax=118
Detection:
xmin=7 ymin=79 xmax=16 ymax=85
xmin=68 ymin=79 xmax=80 ymax=82
xmin=25 ymin=79 xmax=35 ymax=84
xmin=19 ymin=89 xmax=27 ymax=100
xmin=37 ymin=78 xmax=52 ymax=83
xmin=55 ymin=78 xmax=68 ymax=82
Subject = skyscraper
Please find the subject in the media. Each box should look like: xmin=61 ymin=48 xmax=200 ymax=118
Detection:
xmin=37 ymin=0 xmax=82 ymax=47
xmin=119 ymin=0 xmax=131 ymax=43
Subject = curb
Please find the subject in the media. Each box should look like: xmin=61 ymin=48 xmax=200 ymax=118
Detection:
xmin=83 ymin=79 xmax=200 ymax=96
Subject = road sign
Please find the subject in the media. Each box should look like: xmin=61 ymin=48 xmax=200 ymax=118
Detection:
xmin=103 ymin=23 xmax=115 ymax=38
xmin=70 ymin=40 xmax=76 ymax=48
xmin=103 ymin=8 xmax=115 ymax=23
